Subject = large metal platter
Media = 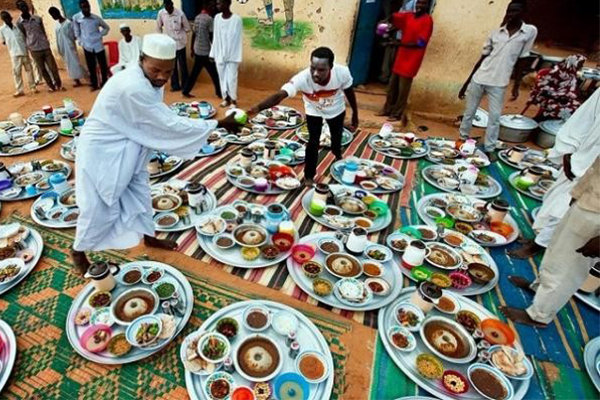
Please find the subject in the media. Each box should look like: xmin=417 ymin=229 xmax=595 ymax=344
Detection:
xmin=0 ymin=128 xmax=59 ymax=157
xmin=149 ymin=153 xmax=184 ymax=180
xmin=66 ymin=261 xmax=193 ymax=365
xmin=583 ymin=337 xmax=600 ymax=393
xmin=574 ymin=291 xmax=600 ymax=313
xmin=30 ymin=192 xmax=79 ymax=229
xmin=330 ymin=158 xmax=405 ymax=194
xmin=26 ymin=108 xmax=84 ymax=126
xmin=246 ymin=138 xmax=306 ymax=166
xmin=0 ymin=319 xmax=17 ymax=393
xmin=379 ymin=288 xmax=531 ymax=400
xmin=251 ymin=105 xmax=305 ymax=131
xmin=416 ymin=194 xmax=520 ymax=247
xmin=286 ymin=232 xmax=404 ymax=311
xmin=508 ymin=172 xmax=547 ymax=202
xmin=152 ymin=182 xmax=217 ymax=233
xmin=368 ymin=134 xmax=429 ymax=160
xmin=0 ymin=160 xmax=73 ymax=202
xmin=498 ymin=149 xmax=560 ymax=176
xmin=421 ymin=165 xmax=502 ymax=199
xmin=225 ymin=158 xmax=300 ymax=195
xmin=184 ymin=300 xmax=334 ymax=400
xmin=196 ymin=204 xmax=296 ymax=269
xmin=60 ymin=139 xmax=76 ymax=161
xmin=301 ymin=184 xmax=392 ymax=233
xmin=170 ymin=102 xmax=217 ymax=119
xmin=426 ymin=140 xmax=490 ymax=168
xmin=0 ymin=227 xmax=44 ymax=296
xmin=224 ymin=125 xmax=269 ymax=145
xmin=396 ymin=225 xmax=499 ymax=296
xmin=295 ymin=124 xmax=353 ymax=148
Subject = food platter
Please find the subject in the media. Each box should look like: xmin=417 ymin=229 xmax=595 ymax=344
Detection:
xmin=148 ymin=152 xmax=184 ymax=180
xmin=26 ymin=107 xmax=84 ymax=126
xmin=416 ymin=194 xmax=520 ymax=247
xmin=426 ymin=139 xmax=490 ymax=168
xmin=394 ymin=225 xmax=499 ymax=296
xmin=0 ymin=224 xmax=44 ymax=295
xmin=195 ymin=201 xmax=297 ymax=269
xmin=574 ymin=291 xmax=600 ymax=312
xmin=421 ymin=165 xmax=502 ymax=199
xmin=226 ymin=159 xmax=301 ymax=195
xmin=170 ymin=101 xmax=217 ymax=119
xmin=286 ymin=232 xmax=404 ymax=312
xmin=31 ymin=187 xmax=79 ymax=229
xmin=224 ymin=125 xmax=268 ymax=145
xmin=583 ymin=336 xmax=600 ymax=392
xmin=0 ymin=319 xmax=17 ymax=393
xmin=251 ymin=105 xmax=305 ymax=130
xmin=151 ymin=180 xmax=218 ymax=232
xmin=0 ymin=160 xmax=72 ymax=202
xmin=498 ymin=148 xmax=560 ymax=173
xmin=379 ymin=288 xmax=531 ymax=400
xmin=330 ymin=158 xmax=405 ymax=194
xmin=60 ymin=139 xmax=76 ymax=161
xmin=301 ymin=184 xmax=393 ymax=233
xmin=197 ymin=128 xmax=228 ymax=158
xmin=183 ymin=300 xmax=334 ymax=400
xmin=0 ymin=126 xmax=58 ymax=156
xmin=368 ymin=132 xmax=429 ymax=160
xmin=66 ymin=261 xmax=193 ymax=365
xmin=508 ymin=172 xmax=554 ymax=202
xmin=295 ymin=124 xmax=353 ymax=148
xmin=246 ymin=138 xmax=306 ymax=166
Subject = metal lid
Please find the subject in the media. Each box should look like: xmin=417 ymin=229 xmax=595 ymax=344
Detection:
xmin=86 ymin=262 xmax=110 ymax=279
xmin=540 ymin=119 xmax=565 ymax=136
xmin=472 ymin=108 xmax=489 ymax=128
xmin=500 ymin=114 xmax=539 ymax=130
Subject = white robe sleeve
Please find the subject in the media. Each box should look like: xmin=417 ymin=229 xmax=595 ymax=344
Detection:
xmin=123 ymin=89 xmax=218 ymax=159
xmin=231 ymin=15 xmax=243 ymax=63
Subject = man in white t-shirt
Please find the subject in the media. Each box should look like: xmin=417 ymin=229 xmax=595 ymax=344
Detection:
xmin=110 ymin=23 xmax=142 ymax=74
xmin=249 ymin=47 xmax=359 ymax=185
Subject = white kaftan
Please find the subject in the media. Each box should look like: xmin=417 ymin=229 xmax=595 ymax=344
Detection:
xmin=74 ymin=63 xmax=217 ymax=252
xmin=210 ymin=13 xmax=242 ymax=100
xmin=110 ymin=36 xmax=142 ymax=74
xmin=55 ymin=20 xmax=86 ymax=80
xmin=533 ymin=89 xmax=600 ymax=246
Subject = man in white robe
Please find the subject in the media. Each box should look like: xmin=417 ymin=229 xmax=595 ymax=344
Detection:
xmin=72 ymin=33 xmax=239 ymax=272
xmin=508 ymin=89 xmax=600 ymax=260
xmin=210 ymin=0 xmax=242 ymax=108
xmin=49 ymin=7 xmax=86 ymax=87
xmin=110 ymin=23 xmax=142 ymax=75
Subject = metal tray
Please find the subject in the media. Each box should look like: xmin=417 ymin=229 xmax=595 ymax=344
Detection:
xmin=149 ymin=154 xmax=184 ymax=180
xmin=378 ymin=288 xmax=530 ymax=400
xmin=286 ymin=232 xmax=404 ymax=311
xmin=508 ymin=172 xmax=545 ymax=202
xmin=0 ymin=227 xmax=44 ymax=296
xmin=396 ymin=225 xmax=499 ymax=296
xmin=196 ymin=204 xmax=296 ymax=269
xmin=330 ymin=159 xmax=405 ymax=194
xmin=184 ymin=300 xmax=334 ymax=400
xmin=421 ymin=165 xmax=502 ymax=199
xmin=583 ymin=336 xmax=600 ymax=393
xmin=31 ymin=192 xmax=79 ymax=229
xmin=301 ymin=184 xmax=392 ymax=233
xmin=26 ymin=108 xmax=84 ymax=126
xmin=574 ymin=291 xmax=600 ymax=313
xmin=251 ymin=105 xmax=305 ymax=131
xmin=0 ymin=319 xmax=17 ymax=393
xmin=224 ymin=125 xmax=269 ymax=145
xmin=368 ymin=134 xmax=429 ymax=160
xmin=152 ymin=182 xmax=217 ymax=233
xmin=0 ymin=128 xmax=59 ymax=157
xmin=416 ymin=194 xmax=520 ymax=247
xmin=0 ymin=160 xmax=73 ymax=202
xmin=295 ymin=125 xmax=353 ymax=148
xmin=426 ymin=141 xmax=490 ymax=168
xmin=66 ymin=261 xmax=193 ymax=365
xmin=226 ymin=165 xmax=301 ymax=196
xmin=60 ymin=140 xmax=76 ymax=161
xmin=498 ymin=149 xmax=560 ymax=176
xmin=170 ymin=102 xmax=217 ymax=119
xmin=246 ymin=138 xmax=306 ymax=166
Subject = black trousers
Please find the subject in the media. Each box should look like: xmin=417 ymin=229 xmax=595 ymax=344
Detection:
xmin=84 ymin=49 xmax=108 ymax=89
xmin=183 ymin=54 xmax=222 ymax=97
xmin=171 ymin=47 xmax=189 ymax=91
xmin=305 ymin=111 xmax=346 ymax=180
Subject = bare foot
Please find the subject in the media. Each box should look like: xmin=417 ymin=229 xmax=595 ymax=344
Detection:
xmin=73 ymin=80 xmax=82 ymax=88
xmin=508 ymin=240 xmax=544 ymax=259
xmin=507 ymin=275 xmax=536 ymax=294
xmin=90 ymin=86 xmax=99 ymax=92
xmin=304 ymin=177 xmax=315 ymax=187
xmin=183 ymin=92 xmax=195 ymax=98
xmin=219 ymin=99 xmax=230 ymax=108
xmin=499 ymin=306 xmax=547 ymax=328
xmin=144 ymin=235 xmax=178 ymax=251
xmin=71 ymin=249 xmax=90 ymax=275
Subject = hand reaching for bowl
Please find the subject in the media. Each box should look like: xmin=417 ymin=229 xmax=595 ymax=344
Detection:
xmin=576 ymin=236 xmax=600 ymax=259
xmin=217 ymin=113 xmax=241 ymax=133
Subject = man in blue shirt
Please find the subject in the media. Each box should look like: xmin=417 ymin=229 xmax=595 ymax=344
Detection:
xmin=73 ymin=0 xmax=110 ymax=91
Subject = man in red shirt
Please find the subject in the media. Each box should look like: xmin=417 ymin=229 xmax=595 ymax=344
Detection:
xmin=377 ymin=0 xmax=433 ymax=122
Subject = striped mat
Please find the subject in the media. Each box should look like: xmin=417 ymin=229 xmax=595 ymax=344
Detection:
xmin=153 ymin=128 xmax=418 ymax=328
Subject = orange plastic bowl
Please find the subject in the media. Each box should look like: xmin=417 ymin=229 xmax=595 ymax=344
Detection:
xmin=490 ymin=221 xmax=514 ymax=239
xmin=481 ymin=318 xmax=515 ymax=345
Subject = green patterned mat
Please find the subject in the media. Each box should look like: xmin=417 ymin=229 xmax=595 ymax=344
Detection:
xmin=0 ymin=213 xmax=352 ymax=399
